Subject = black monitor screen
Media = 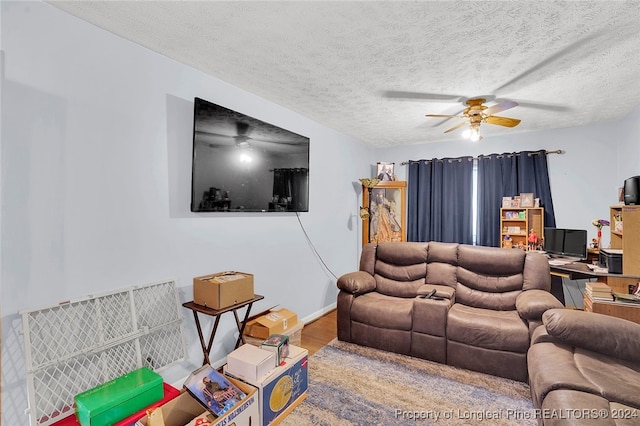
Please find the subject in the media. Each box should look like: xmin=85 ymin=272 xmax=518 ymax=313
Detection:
xmin=544 ymin=228 xmax=588 ymax=260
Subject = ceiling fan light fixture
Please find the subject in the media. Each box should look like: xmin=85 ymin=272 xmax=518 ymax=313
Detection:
xmin=462 ymin=128 xmax=472 ymax=139
xmin=470 ymin=129 xmax=481 ymax=142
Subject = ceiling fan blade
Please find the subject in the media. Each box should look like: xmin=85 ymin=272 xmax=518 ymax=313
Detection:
xmin=426 ymin=114 xmax=465 ymax=118
xmin=383 ymin=91 xmax=464 ymax=102
xmin=484 ymin=116 xmax=521 ymax=127
xmin=444 ymin=121 xmax=469 ymax=133
xmin=484 ymin=100 xmax=518 ymax=116
xmin=504 ymin=100 xmax=569 ymax=112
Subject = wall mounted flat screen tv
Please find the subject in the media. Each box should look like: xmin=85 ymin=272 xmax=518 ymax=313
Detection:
xmin=191 ymin=97 xmax=310 ymax=212
xmin=544 ymin=227 xmax=588 ymax=260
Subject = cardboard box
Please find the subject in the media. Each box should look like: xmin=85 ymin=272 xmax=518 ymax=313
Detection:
xmin=194 ymin=271 xmax=254 ymax=309
xmin=244 ymin=308 xmax=298 ymax=340
xmin=243 ymin=321 xmax=303 ymax=347
xmin=75 ymin=367 xmax=163 ymax=426
xmin=225 ymin=345 xmax=308 ymax=426
xmin=227 ymin=344 xmax=276 ymax=382
xmin=135 ymin=376 xmax=258 ymax=426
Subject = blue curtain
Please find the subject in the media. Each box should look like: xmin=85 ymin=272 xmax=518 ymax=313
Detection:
xmin=477 ymin=150 xmax=556 ymax=247
xmin=407 ymin=157 xmax=474 ymax=244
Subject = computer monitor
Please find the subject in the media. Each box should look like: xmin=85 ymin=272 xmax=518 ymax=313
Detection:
xmin=544 ymin=228 xmax=588 ymax=260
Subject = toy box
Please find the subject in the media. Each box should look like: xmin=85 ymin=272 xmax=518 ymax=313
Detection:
xmin=74 ymin=367 xmax=163 ymax=426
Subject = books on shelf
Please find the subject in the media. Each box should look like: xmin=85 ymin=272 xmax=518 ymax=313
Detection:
xmin=613 ymin=293 xmax=640 ymax=304
xmin=586 ymin=282 xmax=613 ymax=301
xmin=183 ymin=364 xmax=247 ymax=417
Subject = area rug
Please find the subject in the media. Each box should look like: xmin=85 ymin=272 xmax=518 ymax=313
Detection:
xmin=280 ymin=339 xmax=537 ymax=425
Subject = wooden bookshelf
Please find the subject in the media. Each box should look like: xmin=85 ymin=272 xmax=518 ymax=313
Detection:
xmin=500 ymin=207 xmax=544 ymax=250
xmin=609 ymin=205 xmax=640 ymax=276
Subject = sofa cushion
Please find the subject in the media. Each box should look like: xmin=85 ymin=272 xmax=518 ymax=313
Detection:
xmin=453 ymin=245 xmax=526 ymax=310
xmin=455 ymin=269 xmax=522 ymax=310
xmin=528 ymin=342 xmax=604 ymax=406
xmin=374 ymin=242 xmax=427 ymax=297
xmin=447 ymin=304 xmax=529 ymax=352
xmin=540 ymin=390 xmax=617 ymax=426
xmin=350 ymin=292 xmax=413 ymax=330
xmin=574 ymin=348 xmax=640 ymax=409
xmin=530 ymin=342 xmax=640 ymax=416
xmin=374 ymin=273 xmax=424 ymax=298
xmin=458 ymin=244 xmax=526 ymax=275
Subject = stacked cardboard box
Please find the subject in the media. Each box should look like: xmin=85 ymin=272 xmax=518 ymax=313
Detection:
xmin=193 ymin=271 xmax=255 ymax=309
xmin=136 ymin=376 xmax=258 ymax=426
xmin=225 ymin=345 xmax=309 ymax=426
xmin=243 ymin=308 xmax=302 ymax=346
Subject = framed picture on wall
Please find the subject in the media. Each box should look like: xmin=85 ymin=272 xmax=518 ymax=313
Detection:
xmin=376 ymin=162 xmax=395 ymax=181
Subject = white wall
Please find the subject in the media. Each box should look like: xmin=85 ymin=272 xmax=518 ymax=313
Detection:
xmin=376 ymin=109 xmax=640 ymax=249
xmin=616 ymin=106 xmax=640 ymax=181
xmin=1 ymin=3 xmax=371 ymax=424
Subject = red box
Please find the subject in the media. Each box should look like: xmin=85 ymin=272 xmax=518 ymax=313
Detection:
xmin=52 ymin=383 xmax=180 ymax=426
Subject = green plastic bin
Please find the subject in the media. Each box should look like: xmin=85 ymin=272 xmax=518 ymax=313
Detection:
xmin=74 ymin=367 xmax=163 ymax=426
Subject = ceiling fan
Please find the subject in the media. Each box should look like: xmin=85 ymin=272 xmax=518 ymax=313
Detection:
xmin=426 ymin=98 xmax=521 ymax=141
xmin=197 ymin=121 xmax=301 ymax=149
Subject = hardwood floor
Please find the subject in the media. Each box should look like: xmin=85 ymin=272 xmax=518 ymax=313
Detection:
xmin=299 ymin=309 xmax=337 ymax=356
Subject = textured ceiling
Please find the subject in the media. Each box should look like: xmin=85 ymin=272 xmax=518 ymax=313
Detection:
xmin=49 ymin=1 xmax=640 ymax=147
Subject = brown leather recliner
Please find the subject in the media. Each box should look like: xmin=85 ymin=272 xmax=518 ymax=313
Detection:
xmin=337 ymin=241 xmax=562 ymax=382
xmin=528 ymin=309 xmax=640 ymax=425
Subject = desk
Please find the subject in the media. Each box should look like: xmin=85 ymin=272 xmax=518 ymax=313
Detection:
xmin=549 ymin=262 xmax=640 ymax=307
xmin=550 ymin=262 xmax=640 ymax=293
xmin=183 ymin=294 xmax=264 ymax=365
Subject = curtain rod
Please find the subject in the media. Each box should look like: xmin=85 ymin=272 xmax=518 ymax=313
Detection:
xmin=400 ymin=149 xmax=563 ymax=165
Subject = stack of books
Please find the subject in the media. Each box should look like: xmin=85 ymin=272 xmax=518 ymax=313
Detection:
xmin=585 ymin=282 xmax=614 ymax=301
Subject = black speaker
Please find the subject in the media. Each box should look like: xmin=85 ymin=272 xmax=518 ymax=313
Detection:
xmin=623 ymin=175 xmax=640 ymax=205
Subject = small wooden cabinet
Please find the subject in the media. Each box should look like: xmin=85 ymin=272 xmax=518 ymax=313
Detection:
xmin=362 ymin=181 xmax=406 ymax=246
xmin=609 ymin=205 xmax=640 ymax=276
xmin=500 ymin=207 xmax=544 ymax=250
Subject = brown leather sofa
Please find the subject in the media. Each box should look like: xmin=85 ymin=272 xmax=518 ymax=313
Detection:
xmin=528 ymin=309 xmax=640 ymax=425
xmin=337 ymin=241 xmax=563 ymax=382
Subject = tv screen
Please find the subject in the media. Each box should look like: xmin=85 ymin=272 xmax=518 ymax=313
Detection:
xmin=543 ymin=228 xmax=587 ymax=260
xmin=190 ymin=97 xmax=310 ymax=212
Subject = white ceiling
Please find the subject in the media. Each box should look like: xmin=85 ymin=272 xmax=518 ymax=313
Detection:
xmin=49 ymin=1 xmax=640 ymax=147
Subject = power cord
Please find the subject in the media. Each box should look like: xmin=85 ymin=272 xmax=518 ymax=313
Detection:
xmin=295 ymin=212 xmax=339 ymax=280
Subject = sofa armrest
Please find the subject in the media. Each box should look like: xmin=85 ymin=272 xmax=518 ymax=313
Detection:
xmin=543 ymin=308 xmax=640 ymax=363
xmin=337 ymin=271 xmax=376 ymax=295
xmin=516 ymin=289 xmax=564 ymax=321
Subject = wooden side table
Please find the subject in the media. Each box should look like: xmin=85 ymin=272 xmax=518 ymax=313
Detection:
xmin=584 ymin=293 xmax=640 ymax=324
xmin=182 ymin=294 xmax=264 ymax=365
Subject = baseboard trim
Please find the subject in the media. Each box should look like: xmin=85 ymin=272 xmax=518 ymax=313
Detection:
xmin=300 ymin=302 xmax=337 ymax=325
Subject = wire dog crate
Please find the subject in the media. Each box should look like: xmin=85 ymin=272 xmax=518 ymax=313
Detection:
xmin=20 ymin=279 xmax=186 ymax=426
